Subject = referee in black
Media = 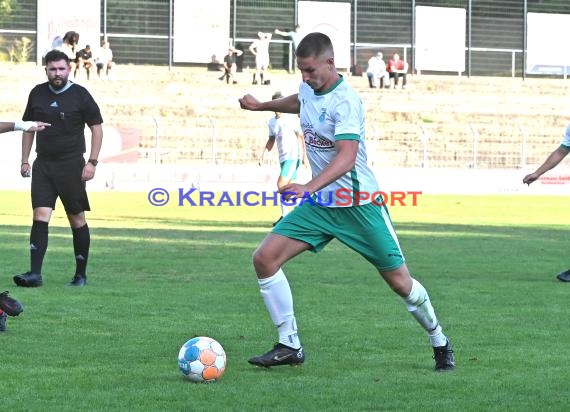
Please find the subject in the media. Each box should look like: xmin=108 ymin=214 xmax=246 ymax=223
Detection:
xmin=14 ymin=49 xmax=103 ymax=287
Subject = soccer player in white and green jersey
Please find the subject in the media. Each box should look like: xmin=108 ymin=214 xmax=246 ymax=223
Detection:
xmin=239 ymin=32 xmax=455 ymax=372
xmin=523 ymin=124 xmax=570 ymax=282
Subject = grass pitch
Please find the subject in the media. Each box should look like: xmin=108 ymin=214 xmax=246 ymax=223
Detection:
xmin=1 ymin=191 xmax=569 ymax=411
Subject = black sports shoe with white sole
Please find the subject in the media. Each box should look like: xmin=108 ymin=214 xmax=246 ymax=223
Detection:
xmin=248 ymin=343 xmax=305 ymax=368
xmin=433 ymin=340 xmax=455 ymax=372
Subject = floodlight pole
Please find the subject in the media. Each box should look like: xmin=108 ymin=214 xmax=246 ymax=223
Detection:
xmin=232 ymin=0 xmax=237 ymax=42
xmin=467 ymin=0 xmax=472 ymax=78
xmin=352 ymin=0 xmax=358 ymax=70
xmin=103 ymin=0 xmax=107 ymax=39
xmin=522 ymin=0 xmax=527 ymax=80
xmin=411 ymin=0 xmax=415 ymax=74
xmin=168 ymin=0 xmax=173 ymax=71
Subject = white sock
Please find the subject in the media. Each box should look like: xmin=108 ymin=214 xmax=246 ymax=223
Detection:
xmin=404 ymin=278 xmax=448 ymax=347
xmin=258 ymin=269 xmax=301 ymax=349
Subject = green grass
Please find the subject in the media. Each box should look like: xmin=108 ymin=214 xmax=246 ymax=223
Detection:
xmin=1 ymin=191 xmax=569 ymax=411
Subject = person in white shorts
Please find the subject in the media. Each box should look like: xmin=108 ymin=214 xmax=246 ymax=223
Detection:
xmin=259 ymin=91 xmax=307 ymax=226
xmin=249 ymin=32 xmax=272 ymax=85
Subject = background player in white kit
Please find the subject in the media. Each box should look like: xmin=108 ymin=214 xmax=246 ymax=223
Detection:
xmin=249 ymin=32 xmax=272 ymax=85
xmin=259 ymin=91 xmax=307 ymax=226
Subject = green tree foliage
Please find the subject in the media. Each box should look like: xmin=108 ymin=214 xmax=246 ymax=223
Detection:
xmin=8 ymin=36 xmax=32 ymax=62
xmin=0 ymin=0 xmax=16 ymax=26
xmin=0 ymin=0 xmax=16 ymax=61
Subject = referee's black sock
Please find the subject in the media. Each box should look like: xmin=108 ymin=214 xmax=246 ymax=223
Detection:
xmin=72 ymin=224 xmax=90 ymax=277
xmin=30 ymin=220 xmax=48 ymax=274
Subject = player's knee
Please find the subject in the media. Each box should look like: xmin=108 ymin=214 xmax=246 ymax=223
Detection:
xmin=379 ymin=265 xmax=412 ymax=297
xmin=67 ymin=212 xmax=86 ymax=228
xmin=252 ymin=247 xmax=266 ymax=269
xmin=252 ymin=246 xmax=277 ymax=275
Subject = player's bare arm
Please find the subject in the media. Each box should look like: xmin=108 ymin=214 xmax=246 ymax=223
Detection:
xmin=0 ymin=121 xmax=50 ymax=134
xmin=20 ymin=131 xmax=35 ymax=177
xmin=259 ymin=139 xmax=275 ymax=165
xmin=239 ymin=93 xmax=300 ymax=114
xmin=281 ymin=139 xmax=359 ymax=197
xmin=249 ymin=43 xmax=257 ymax=56
xmin=296 ymin=131 xmax=308 ymax=166
xmin=523 ymin=146 xmax=569 ymax=185
xmin=82 ymin=123 xmax=103 ymax=181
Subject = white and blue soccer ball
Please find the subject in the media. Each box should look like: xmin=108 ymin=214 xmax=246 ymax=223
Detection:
xmin=178 ymin=336 xmax=226 ymax=382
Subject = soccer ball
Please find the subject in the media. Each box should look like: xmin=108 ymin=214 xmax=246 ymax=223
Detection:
xmin=178 ymin=336 xmax=227 ymax=383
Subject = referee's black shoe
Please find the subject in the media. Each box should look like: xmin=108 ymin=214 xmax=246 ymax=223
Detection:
xmin=556 ymin=269 xmax=570 ymax=282
xmin=13 ymin=272 xmax=43 ymax=287
xmin=68 ymin=275 xmax=87 ymax=287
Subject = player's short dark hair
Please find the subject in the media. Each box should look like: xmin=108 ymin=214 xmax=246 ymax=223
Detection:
xmin=272 ymin=91 xmax=283 ymax=100
xmin=45 ymin=49 xmax=70 ymax=65
xmin=295 ymin=32 xmax=333 ymax=60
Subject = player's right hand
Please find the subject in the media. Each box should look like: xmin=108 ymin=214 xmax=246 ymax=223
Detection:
xmin=30 ymin=121 xmax=51 ymax=132
xmin=238 ymin=94 xmax=261 ymax=111
xmin=522 ymin=173 xmax=538 ymax=185
xmin=20 ymin=162 xmax=31 ymax=178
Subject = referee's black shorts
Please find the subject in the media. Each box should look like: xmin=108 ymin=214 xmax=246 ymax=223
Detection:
xmin=31 ymin=155 xmax=91 ymax=215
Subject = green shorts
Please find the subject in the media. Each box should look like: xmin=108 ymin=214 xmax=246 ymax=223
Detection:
xmin=272 ymin=200 xmax=405 ymax=271
xmin=280 ymin=159 xmax=301 ymax=181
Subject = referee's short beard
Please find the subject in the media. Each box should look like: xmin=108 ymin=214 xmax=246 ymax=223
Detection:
xmin=49 ymin=76 xmax=68 ymax=90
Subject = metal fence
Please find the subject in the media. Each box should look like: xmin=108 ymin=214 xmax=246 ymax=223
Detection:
xmin=1 ymin=0 xmax=569 ymax=76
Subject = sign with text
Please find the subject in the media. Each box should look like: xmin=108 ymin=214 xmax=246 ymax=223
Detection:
xmin=36 ymin=0 xmax=100 ymax=64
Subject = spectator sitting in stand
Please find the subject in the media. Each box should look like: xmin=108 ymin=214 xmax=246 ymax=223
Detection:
xmin=75 ymin=45 xmax=94 ymax=80
xmin=366 ymin=51 xmax=389 ymax=89
xmin=219 ymin=47 xmax=243 ymax=84
xmin=387 ymin=52 xmax=408 ymax=89
xmin=95 ymin=40 xmax=114 ymax=79
xmin=207 ymin=54 xmax=221 ymax=72
xmin=57 ymin=31 xmax=79 ymax=76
